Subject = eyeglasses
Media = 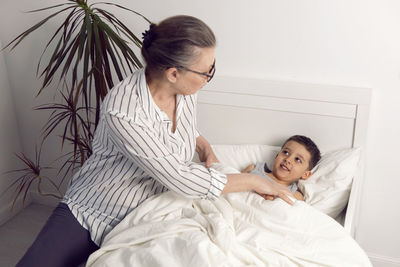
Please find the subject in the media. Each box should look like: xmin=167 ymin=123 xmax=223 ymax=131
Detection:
xmin=179 ymin=60 xmax=216 ymax=82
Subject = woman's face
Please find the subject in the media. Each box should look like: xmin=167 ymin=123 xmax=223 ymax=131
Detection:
xmin=176 ymin=47 xmax=215 ymax=95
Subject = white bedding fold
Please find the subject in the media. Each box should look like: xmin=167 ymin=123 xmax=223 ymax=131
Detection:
xmin=86 ymin=191 xmax=371 ymax=267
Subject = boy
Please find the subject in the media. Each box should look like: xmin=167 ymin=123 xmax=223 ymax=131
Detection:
xmin=242 ymin=135 xmax=321 ymax=201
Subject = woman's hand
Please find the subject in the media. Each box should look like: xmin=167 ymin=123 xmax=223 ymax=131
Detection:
xmin=252 ymin=175 xmax=295 ymax=205
xmin=196 ymin=136 xmax=219 ymax=168
xmin=199 ymin=146 xmax=218 ymax=168
xmin=222 ymin=173 xmax=295 ymax=205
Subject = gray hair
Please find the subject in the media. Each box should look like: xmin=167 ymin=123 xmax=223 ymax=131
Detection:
xmin=141 ymin=15 xmax=216 ymax=77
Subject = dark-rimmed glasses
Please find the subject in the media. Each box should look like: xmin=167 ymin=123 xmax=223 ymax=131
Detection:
xmin=179 ymin=60 xmax=216 ymax=82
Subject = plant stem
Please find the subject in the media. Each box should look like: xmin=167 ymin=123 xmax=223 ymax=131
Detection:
xmin=77 ymin=0 xmax=94 ymax=16
xmin=38 ymin=176 xmax=62 ymax=199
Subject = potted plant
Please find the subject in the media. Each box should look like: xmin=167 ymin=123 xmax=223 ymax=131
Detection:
xmin=1 ymin=0 xmax=151 ymax=210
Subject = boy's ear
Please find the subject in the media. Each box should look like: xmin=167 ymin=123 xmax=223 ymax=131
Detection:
xmin=165 ymin=67 xmax=179 ymax=83
xmin=301 ymin=170 xmax=312 ymax=180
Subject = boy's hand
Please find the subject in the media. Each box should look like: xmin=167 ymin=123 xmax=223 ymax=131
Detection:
xmin=241 ymin=164 xmax=255 ymax=173
xmin=294 ymin=190 xmax=304 ymax=201
xmin=258 ymin=193 xmax=275 ymax=201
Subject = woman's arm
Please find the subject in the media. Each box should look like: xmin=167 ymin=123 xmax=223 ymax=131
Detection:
xmin=104 ymin=114 xmax=227 ymax=200
xmin=222 ymin=173 xmax=295 ymax=205
xmin=195 ymin=137 xmax=293 ymax=205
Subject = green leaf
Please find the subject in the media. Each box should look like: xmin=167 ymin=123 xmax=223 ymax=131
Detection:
xmin=82 ymin=8 xmax=92 ymax=109
xmin=26 ymin=2 xmax=76 ymax=13
xmin=96 ymin=9 xmax=142 ymax=47
xmin=93 ymin=2 xmax=152 ymax=24
xmin=2 ymin=2 xmax=150 ymax=201
xmin=2 ymin=5 xmax=76 ymax=52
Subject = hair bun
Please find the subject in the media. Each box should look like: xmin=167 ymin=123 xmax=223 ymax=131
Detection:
xmin=142 ymin=24 xmax=156 ymax=49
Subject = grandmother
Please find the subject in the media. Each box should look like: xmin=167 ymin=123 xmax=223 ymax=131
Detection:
xmin=17 ymin=15 xmax=294 ymax=267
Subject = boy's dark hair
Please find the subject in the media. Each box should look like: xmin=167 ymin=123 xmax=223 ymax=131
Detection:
xmin=282 ymin=135 xmax=321 ymax=170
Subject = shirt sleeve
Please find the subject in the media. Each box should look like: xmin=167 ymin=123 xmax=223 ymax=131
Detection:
xmin=103 ymin=112 xmax=227 ymax=200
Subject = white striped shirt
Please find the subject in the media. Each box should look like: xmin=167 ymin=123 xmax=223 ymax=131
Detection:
xmin=62 ymin=69 xmax=227 ymax=245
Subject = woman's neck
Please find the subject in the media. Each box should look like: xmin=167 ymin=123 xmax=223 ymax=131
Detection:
xmin=147 ymin=76 xmax=177 ymax=133
xmin=147 ymin=75 xmax=176 ymax=110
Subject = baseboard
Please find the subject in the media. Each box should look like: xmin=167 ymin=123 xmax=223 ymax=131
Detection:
xmin=0 ymin=191 xmax=60 ymax=226
xmin=368 ymin=252 xmax=400 ymax=267
xmin=0 ymin=194 xmax=32 ymax=226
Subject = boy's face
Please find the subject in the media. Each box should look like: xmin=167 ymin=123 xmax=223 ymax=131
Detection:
xmin=272 ymin=140 xmax=312 ymax=185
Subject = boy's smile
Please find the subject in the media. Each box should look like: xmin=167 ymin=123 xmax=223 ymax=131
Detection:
xmin=279 ymin=162 xmax=290 ymax=172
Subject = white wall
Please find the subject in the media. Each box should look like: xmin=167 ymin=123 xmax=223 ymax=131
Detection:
xmin=0 ymin=0 xmax=399 ymax=266
xmin=0 ymin=41 xmax=25 ymax=224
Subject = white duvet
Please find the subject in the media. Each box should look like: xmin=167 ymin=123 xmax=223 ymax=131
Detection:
xmin=86 ymin=190 xmax=371 ymax=267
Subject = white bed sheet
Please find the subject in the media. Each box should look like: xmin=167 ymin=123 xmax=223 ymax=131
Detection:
xmin=86 ymin=190 xmax=371 ymax=267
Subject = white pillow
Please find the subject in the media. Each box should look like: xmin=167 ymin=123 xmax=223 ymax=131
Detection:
xmin=210 ymin=144 xmax=280 ymax=172
xmin=298 ymin=147 xmax=361 ymax=218
xmin=203 ymin=144 xmax=361 ymax=219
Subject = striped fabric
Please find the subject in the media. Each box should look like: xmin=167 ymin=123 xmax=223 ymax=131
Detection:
xmin=62 ymin=69 xmax=227 ymax=245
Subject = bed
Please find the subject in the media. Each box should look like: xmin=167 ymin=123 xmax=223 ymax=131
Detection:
xmin=86 ymin=76 xmax=372 ymax=266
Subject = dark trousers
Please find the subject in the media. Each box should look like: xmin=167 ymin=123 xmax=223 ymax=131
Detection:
xmin=16 ymin=202 xmax=99 ymax=267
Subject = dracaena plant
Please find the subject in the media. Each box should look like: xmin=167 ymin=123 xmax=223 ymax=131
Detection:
xmin=1 ymin=0 xmax=151 ymax=209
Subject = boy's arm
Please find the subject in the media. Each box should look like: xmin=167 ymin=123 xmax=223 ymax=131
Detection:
xmin=241 ymin=164 xmax=255 ymax=173
xmin=294 ymin=190 xmax=304 ymax=201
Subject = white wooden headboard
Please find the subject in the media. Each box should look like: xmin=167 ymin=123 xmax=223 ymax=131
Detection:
xmin=196 ymin=76 xmax=371 ymax=238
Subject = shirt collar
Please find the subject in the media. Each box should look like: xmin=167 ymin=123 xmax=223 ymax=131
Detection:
xmin=137 ymin=68 xmax=185 ymax=122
